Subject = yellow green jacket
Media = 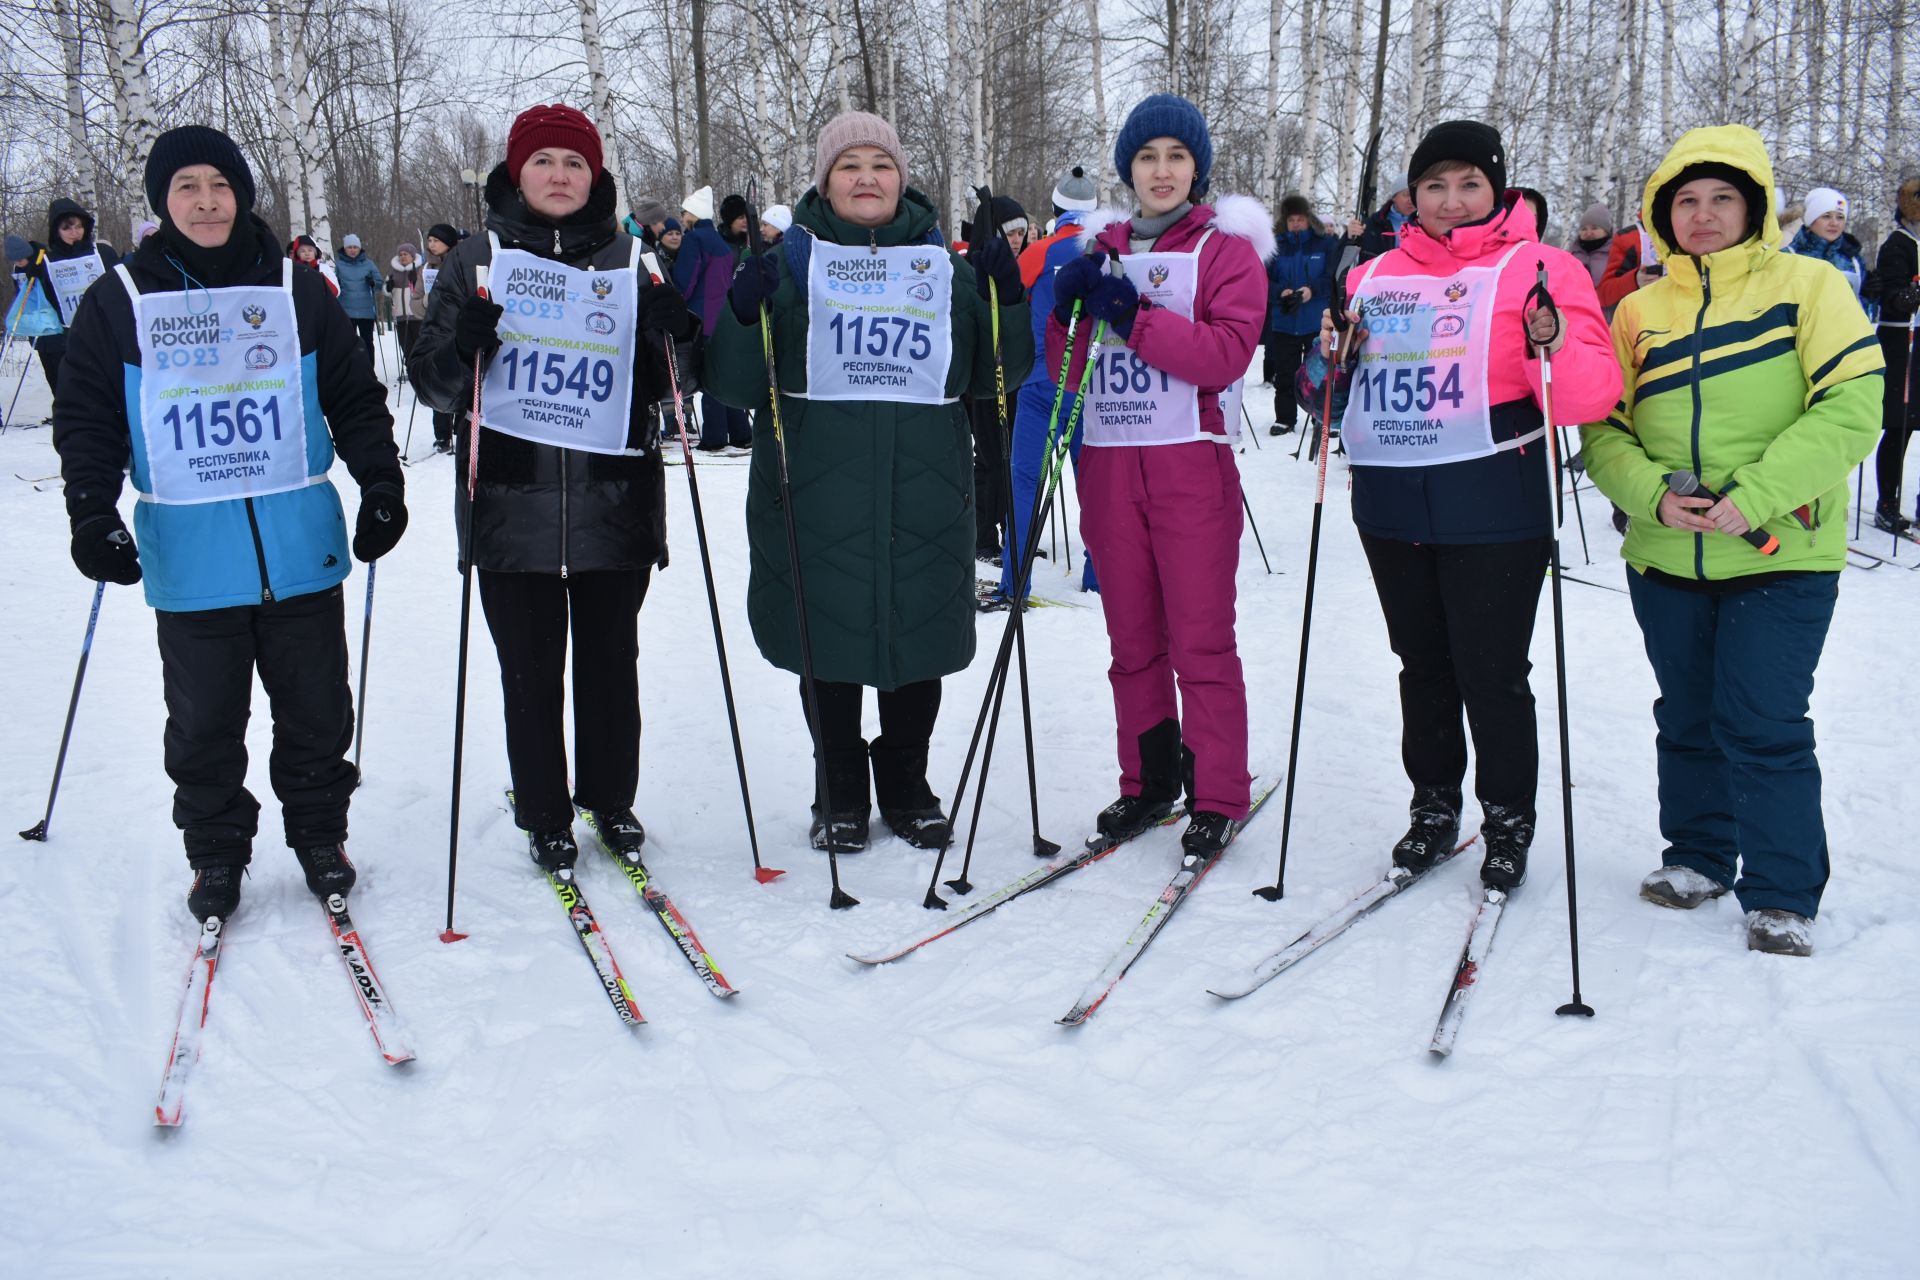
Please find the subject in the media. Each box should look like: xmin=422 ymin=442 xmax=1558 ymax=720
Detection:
xmin=1580 ymin=125 xmax=1883 ymax=579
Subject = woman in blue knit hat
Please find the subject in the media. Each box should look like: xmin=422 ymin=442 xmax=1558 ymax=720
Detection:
xmin=1047 ymin=92 xmax=1273 ymax=860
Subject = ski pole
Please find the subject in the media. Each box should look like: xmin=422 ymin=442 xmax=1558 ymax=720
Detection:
xmin=352 ymin=560 xmax=375 ymax=782
xmin=2 ymin=258 xmax=45 ymax=433
xmin=939 ymin=184 xmax=1058 ymax=895
xmin=1241 ymin=399 xmax=1263 ymax=450
xmin=3 ymin=337 xmax=37 ymax=433
xmin=644 ymin=249 xmax=782 ymax=884
xmin=1525 ymin=261 xmax=1595 ymax=1020
xmin=1254 ymin=299 xmax=1349 ymax=900
xmin=19 ymin=579 xmax=105 ymax=841
xmin=442 ymin=263 xmax=489 ymax=943
xmin=1559 ymin=426 xmax=1591 ymax=565
xmin=924 ymin=285 xmax=1110 ymax=908
xmin=400 ymin=389 xmax=421 ymax=462
xmin=1242 ymin=489 xmax=1274 ymax=574
xmin=746 ymin=180 xmax=856 ymax=909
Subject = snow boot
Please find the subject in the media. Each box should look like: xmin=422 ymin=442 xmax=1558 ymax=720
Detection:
xmin=1478 ymin=803 xmax=1533 ymax=890
xmin=881 ymin=807 xmax=951 ymax=850
xmin=810 ymin=809 xmax=871 ymax=851
xmin=1639 ymin=865 xmax=1729 ymax=910
xmin=1180 ymin=809 xmax=1240 ymax=860
xmin=1746 ymin=908 xmax=1813 ymax=956
xmin=1391 ymin=785 xmax=1462 ymax=872
xmin=808 ymin=740 xmax=873 ymax=852
xmin=293 ymin=843 xmax=357 ymax=900
xmin=187 ymin=864 xmax=245 ymax=922
xmin=528 ymin=828 xmax=579 ymax=875
xmin=581 ymin=806 xmax=646 ymax=861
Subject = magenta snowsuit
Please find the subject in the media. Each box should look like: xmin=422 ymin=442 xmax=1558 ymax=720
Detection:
xmin=1045 ymin=199 xmax=1272 ymax=820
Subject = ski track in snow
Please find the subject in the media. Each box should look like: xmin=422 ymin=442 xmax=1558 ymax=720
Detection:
xmin=2 ymin=340 xmax=1916 ymax=1277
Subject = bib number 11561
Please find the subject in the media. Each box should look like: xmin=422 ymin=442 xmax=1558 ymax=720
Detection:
xmin=162 ymin=396 xmax=284 ymax=450
xmin=1352 ymin=362 xmax=1464 ymax=414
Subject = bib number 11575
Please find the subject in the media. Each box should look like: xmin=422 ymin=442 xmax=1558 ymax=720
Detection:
xmin=1352 ymin=362 xmax=1464 ymax=414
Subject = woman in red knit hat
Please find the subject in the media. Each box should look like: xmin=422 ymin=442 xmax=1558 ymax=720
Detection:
xmin=409 ymin=103 xmax=702 ymax=876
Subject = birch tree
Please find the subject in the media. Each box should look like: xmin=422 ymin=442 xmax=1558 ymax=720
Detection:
xmin=1297 ymin=0 xmax=1325 ymax=205
xmin=265 ymin=5 xmax=308 ymax=235
xmin=98 ymin=0 xmax=159 ymax=212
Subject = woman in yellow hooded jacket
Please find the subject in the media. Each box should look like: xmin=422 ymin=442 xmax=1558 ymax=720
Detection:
xmin=1581 ymin=125 xmax=1883 ymax=957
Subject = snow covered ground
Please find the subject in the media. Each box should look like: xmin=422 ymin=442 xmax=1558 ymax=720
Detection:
xmin=2 ymin=336 xmax=1916 ymax=1277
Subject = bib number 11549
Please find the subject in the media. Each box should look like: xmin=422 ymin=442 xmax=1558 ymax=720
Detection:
xmin=1352 ymin=362 xmax=1464 ymax=414
xmin=498 ymin=347 xmax=615 ymax=402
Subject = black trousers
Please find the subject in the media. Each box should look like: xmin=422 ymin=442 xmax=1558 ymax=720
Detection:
xmin=1875 ymin=326 xmax=1917 ymax=514
xmin=37 ymin=343 xmax=62 ymax=400
xmin=1360 ymin=533 xmax=1551 ymax=810
xmin=155 ymin=585 xmax=356 ymax=868
xmin=479 ymin=568 xmax=650 ymax=832
xmin=1268 ymin=332 xmax=1313 ymax=428
xmin=394 ymin=317 xmax=422 ymax=361
xmin=972 ymin=388 xmax=1017 ymax=553
xmin=802 ymin=677 xmax=942 ymax=812
xmin=350 ymin=316 xmax=377 ymax=369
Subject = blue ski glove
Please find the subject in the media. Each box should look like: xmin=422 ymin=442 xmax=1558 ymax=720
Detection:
xmin=1051 ymin=252 xmax=1105 ymax=324
xmin=1086 ymin=274 xmax=1142 ymax=339
xmin=728 ymin=255 xmax=780 ymax=326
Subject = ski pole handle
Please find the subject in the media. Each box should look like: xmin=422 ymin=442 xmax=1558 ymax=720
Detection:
xmin=1665 ymin=470 xmax=1779 ymax=555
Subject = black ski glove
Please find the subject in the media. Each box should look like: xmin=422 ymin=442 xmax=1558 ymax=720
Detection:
xmin=971 ymin=238 xmax=1024 ymax=304
xmin=1896 ymin=282 xmax=1920 ymax=313
xmin=352 ymin=482 xmax=408 ymax=562
xmin=728 ymin=255 xmax=780 ymax=326
xmin=71 ymin=512 xmax=142 ymax=585
xmin=453 ymin=292 xmax=505 ymax=362
xmin=641 ymin=283 xmax=699 ymax=342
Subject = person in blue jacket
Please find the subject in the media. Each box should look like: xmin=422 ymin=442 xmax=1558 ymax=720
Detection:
xmin=51 ymin=126 xmax=407 ymax=924
xmin=1262 ymin=193 xmax=1336 ymax=434
xmin=334 ymin=232 xmax=383 ymax=369
xmin=987 ymin=164 xmax=1102 ymax=607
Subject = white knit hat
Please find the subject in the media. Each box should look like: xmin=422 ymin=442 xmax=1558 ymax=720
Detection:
xmin=681 ymin=185 xmax=714 ymax=223
xmin=762 ymin=204 xmax=793 ymax=233
xmin=1802 ymin=186 xmax=1848 ymax=227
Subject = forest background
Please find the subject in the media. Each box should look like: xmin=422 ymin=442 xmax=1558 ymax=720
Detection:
xmin=2 ymin=0 xmax=1912 ymax=266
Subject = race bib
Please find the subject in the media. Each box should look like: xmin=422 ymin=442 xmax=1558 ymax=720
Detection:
xmin=125 ymin=261 xmax=310 ymax=505
xmin=479 ymin=235 xmax=640 ymax=455
xmin=1082 ymin=237 xmax=1241 ymax=447
xmin=422 ymin=266 xmax=439 ymax=295
xmin=47 ymin=252 xmax=107 ymax=326
xmin=805 ymin=240 xmax=954 ymax=403
xmin=1342 ymin=243 xmax=1529 ymax=467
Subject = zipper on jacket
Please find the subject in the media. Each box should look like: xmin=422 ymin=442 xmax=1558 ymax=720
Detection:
xmin=243 ymin=497 xmax=275 ymax=603
xmin=869 ymin=229 xmax=878 ymax=255
xmin=1688 ymin=259 xmax=1710 ymax=581
xmin=554 ymin=227 xmax=562 ymax=255
xmin=558 ymin=447 xmax=569 ymax=578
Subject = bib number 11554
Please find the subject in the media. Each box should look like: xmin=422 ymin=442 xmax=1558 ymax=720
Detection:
xmin=1352 ymin=362 xmax=1464 ymax=414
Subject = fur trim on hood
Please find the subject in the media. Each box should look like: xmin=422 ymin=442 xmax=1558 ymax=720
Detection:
xmin=1077 ymin=196 xmax=1277 ymax=262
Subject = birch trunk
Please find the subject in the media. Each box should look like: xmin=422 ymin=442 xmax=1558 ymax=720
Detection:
xmin=288 ymin=13 xmax=331 ymax=255
xmin=1166 ymin=0 xmax=1181 ymax=93
xmin=1263 ymin=0 xmax=1284 ymax=208
xmin=100 ymin=0 xmax=158 ymax=212
xmin=265 ymin=6 xmax=308 ymax=235
xmin=1592 ymin=0 xmax=1632 ymax=208
xmin=54 ymin=0 xmax=97 ymax=210
xmin=1488 ymin=0 xmax=1515 ymax=130
xmin=1337 ymin=0 xmax=1366 ymax=216
xmin=1087 ymin=0 xmax=1113 ymax=203
xmin=1659 ymin=0 xmax=1675 ymax=143
xmin=1426 ymin=0 xmax=1445 ymax=111
xmin=828 ymin=0 xmax=852 ymax=113
xmin=1406 ymin=0 xmax=1430 ymax=140
xmin=969 ymin=0 xmax=987 ymax=187
xmin=945 ymin=0 xmax=967 ymax=227
xmin=686 ymin=0 xmax=709 ymax=190
xmin=1299 ymin=0 xmax=1325 ymax=204
xmin=751 ymin=14 xmax=768 ymax=180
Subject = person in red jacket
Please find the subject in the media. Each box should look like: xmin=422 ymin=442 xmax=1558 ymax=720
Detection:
xmin=1596 ymin=216 xmax=1663 ymax=314
xmin=1047 ymin=93 xmax=1272 ymax=859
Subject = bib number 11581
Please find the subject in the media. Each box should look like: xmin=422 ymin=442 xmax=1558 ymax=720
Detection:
xmin=1353 ymin=362 xmax=1464 ymax=414
xmin=1092 ymin=348 xmax=1170 ymax=397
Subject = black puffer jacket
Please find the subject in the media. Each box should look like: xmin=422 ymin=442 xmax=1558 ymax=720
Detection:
xmin=408 ymin=165 xmax=696 ymax=573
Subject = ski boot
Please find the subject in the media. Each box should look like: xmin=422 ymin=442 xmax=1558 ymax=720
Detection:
xmin=881 ymin=807 xmax=951 ymax=850
xmin=581 ymin=806 xmax=646 ymax=862
xmin=1478 ymin=803 xmax=1534 ymax=890
xmin=1391 ymin=785 xmax=1462 ymax=872
xmin=1640 ymin=865 xmax=1729 ymax=910
xmin=294 ymin=843 xmax=357 ymax=899
xmin=1180 ymin=810 xmax=1241 ymax=860
xmin=528 ymin=828 xmax=579 ymax=875
xmin=1872 ymin=508 xmax=1913 ymax=535
xmin=810 ymin=808 xmax=871 ymax=852
xmin=187 ymin=865 xmax=246 ymax=922
xmin=1746 ymin=908 xmax=1813 ymax=957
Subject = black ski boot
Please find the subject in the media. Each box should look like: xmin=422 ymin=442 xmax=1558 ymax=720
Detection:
xmin=881 ymin=807 xmax=950 ymax=849
xmin=528 ymin=828 xmax=579 ymax=875
xmin=811 ymin=740 xmax=873 ymax=852
xmin=1180 ymin=810 xmax=1240 ymax=860
xmin=871 ymin=738 xmax=945 ymax=850
xmin=1097 ymin=718 xmax=1185 ymax=841
xmin=1873 ymin=507 xmax=1913 ymax=535
xmin=187 ymin=864 xmax=246 ymax=922
xmin=1392 ymin=785 xmax=1462 ymax=872
xmin=293 ymin=843 xmax=357 ymax=899
xmin=1479 ymin=803 xmax=1534 ymax=890
xmin=582 ymin=806 xmax=646 ymax=861
xmin=810 ymin=810 xmax=871 ymax=851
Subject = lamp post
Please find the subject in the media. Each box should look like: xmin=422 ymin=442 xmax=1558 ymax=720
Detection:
xmin=460 ymin=168 xmax=483 ymax=230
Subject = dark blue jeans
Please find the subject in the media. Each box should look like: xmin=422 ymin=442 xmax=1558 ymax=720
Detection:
xmin=698 ymin=391 xmax=751 ymax=448
xmin=1626 ymin=569 xmax=1839 ymax=917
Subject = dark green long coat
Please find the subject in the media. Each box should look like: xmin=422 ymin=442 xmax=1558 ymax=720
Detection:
xmin=707 ymin=187 xmax=1033 ymax=690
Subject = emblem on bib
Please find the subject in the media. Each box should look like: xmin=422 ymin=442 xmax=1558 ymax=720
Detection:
xmin=585 ymin=311 xmax=615 ymax=335
xmin=591 ymin=277 xmax=612 ymax=298
xmin=243 ymin=344 xmax=278 ymax=370
xmin=243 ymin=304 xmax=267 ymax=329
xmin=1444 ymin=280 xmax=1467 ymax=302
xmin=1148 ymin=265 xmax=1170 ymax=288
